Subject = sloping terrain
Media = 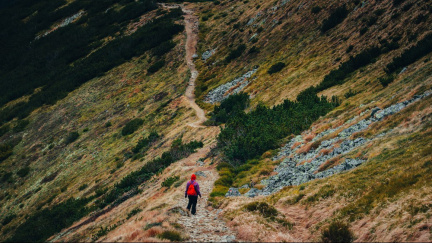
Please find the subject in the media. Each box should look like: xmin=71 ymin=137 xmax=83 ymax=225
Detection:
xmin=0 ymin=0 xmax=431 ymax=242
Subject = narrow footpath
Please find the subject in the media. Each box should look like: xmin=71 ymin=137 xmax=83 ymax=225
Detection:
xmin=162 ymin=3 xmax=236 ymax=242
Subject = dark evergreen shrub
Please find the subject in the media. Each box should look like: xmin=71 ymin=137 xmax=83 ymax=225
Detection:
xmin=321 ymin=5 xmax=349 ymax=33
xmin=13 ymin=120 xmax=29 ymax=133
xmin=244 ymin=202 xmax=278 ymax=218
xmin=121 ymin=118 xmax=144 ymax=136
xmin=321 ymin=221 xmax=354 ymax=243
xmin=225 ymin=44 xmax=247 ymax=62
xmin=158 ymin=230 xmax=182 ymax=241
xmin=147 ymin=60 xmax=166 ymax=74
xmin=268 ymin=62 xmax=286 ymax=74
xmin=17 ymin=167 xmax=30 ymax=178
xmin=65 ymin=131 xmax=80 ymax=144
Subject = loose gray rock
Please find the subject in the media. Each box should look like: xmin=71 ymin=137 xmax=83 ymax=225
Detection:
xmin=204 ymin=68 xmax=258 ymax=104
xmin=195 ymin=171 xmax=207 ymax=177
xmin=225 ymin=188 xmax=241 ymax=197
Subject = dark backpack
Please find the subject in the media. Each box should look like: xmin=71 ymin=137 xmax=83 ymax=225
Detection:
xmin=187 ymin=181 xmax=197 ymax=196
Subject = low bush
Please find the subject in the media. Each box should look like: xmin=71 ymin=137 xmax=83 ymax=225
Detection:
xmin=225 ymin=44 xmax=246 ymax=62
xmin=378 ymin=75 xmax=395 ymax=87
xmin=65 ymin=131 xmax=80 ymax=144
xmin=311 ymin=6 xmax=322 ymax=14
xmin=127 ymin=208 xmax=142 ymax=219
xmin=2 ymin=214 xmax=16 ymax=226
xmin=152 ymin=41 xmax=175 ymax=57
xmin=244 ymin=202 xmax=278 ymax=218
xmin=344 ymin=89 xmax=357 ymax=98
xmin=12 ymin=120 xmax=29 ymax=133
xmin=321 ymin=5 xmax=349 ymax=33
xmin=207 ymin=93 xmax=249 ymax=125
xmin=217 ymin=88 xmax=337 ymax=165
xmin=321 ymin=221 xmax=354 ymax=243
xmin=0 ymin=125 xmax=10 ymax=137
xmin=147 ymin=60 xmax=165 ymax=74
xmin=0 ymin=143 xmax=13 ymax=162
xmin=316 ymin=39 xmax=399 ymax=92
xmin=267 ymin=62 xmax=286 ymax=74
xmin=17 ymin=167 xmax=30 ymax=178
xmin=132 ymin=131 xmax=159 ymax=153
xmin=78 ymin=184 xmax=88 ymax=191
xmin=0 ymin=172 xmax=13 ymax=183
xmin=385 ymin=33 xmax=432 ymax=74
xmin=158 ymin=230 xmax=182 ymax=241
xmin=121 ymin=118 xmax=144 ymax=136
xmin=161 ymin=176 xmax=180 ymax=188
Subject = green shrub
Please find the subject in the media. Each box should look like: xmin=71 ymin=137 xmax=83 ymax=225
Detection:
xmin=311 ymin=6 xmax=322 ymax=14
xmin=378 ymin=75 xmax=395 ymax=87
xmin=217 ymin=88 xmax=336 ymax=164
xmin=316 ymin=40 xmax=399 ymax=92
xmin=0 ymin=144 xmax=13 ymax=162
xmin=2 ymin=214 xmax=16 ymax=226
xmin=152 ymin=41 xmax=175 ymax=57
xmin=132 ymin=131 xmax=159 ymax=153
xmin=121 ymin=118 xmax=144 ymax=136
xmin=208 ymin=93 xmax=249 ymax=125
xmin=321 ymin=5 xmax=349 ymax=33
xmin=344 ymin=89 xmax=357 ymax=98
xmin=268 ymin=62 xmax=286 ymax=74
xmin=158 ymin=230 xmax=182 ymax=241
xmin=248 ymin=46 xmax=259 ymax=54
xmin=225 ymin=44 xmax=246 ymax=62
xmin=161 ymin=176 xmax=180 ymax=188
xmin=244 ymin=202 xmax=278 ymax=218
xmin=385 ymin=33 xmax=432 ymax=74
xmin=0 ymin=172 xmax=13 ymax=183
xmin=0 ymin=125 xmax=10 ymax=137
xmin=127 ymin=208 xmax=142 ymax=219
xmin=105 ymin=121 xmax=112 ymax=127
xmin=147 ymin=60 xmax=165 ymax=74
xmin=78 ymin=184 xmax=88 ymax=191
xmin=17 ymin=167 xmax=30 ymax=178
xmin=12 ymin=119 xmax=29 ymax=133
xmin=144 ymin=222 xmax=162 ymax=230
xmin=65 ymin=131 xmax=80 ymax=144
xmin=321 ymin=221 xmax=354 ymax=243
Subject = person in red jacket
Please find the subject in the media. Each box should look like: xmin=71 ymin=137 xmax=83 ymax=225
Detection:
xmin=185 ymin=174 xmax=201 ymax=215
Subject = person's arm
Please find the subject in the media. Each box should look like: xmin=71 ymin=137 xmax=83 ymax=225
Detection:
xmin=195 ymin=183 xmax=201 ymax=197
xmin=185 ymin=181 xmax=189 ymax=198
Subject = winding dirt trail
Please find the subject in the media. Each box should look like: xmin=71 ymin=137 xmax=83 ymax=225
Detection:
xmin=181 ymin=5 xmax=207 ymax=128
xmin=163 ymin=3 xmax=207 ymax=128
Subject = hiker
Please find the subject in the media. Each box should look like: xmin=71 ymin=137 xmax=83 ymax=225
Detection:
xmin=185 ymin=174 xmax=201 ymax=215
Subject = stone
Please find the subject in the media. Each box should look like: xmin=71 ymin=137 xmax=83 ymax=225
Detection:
xmin=239 ymin=184 xmax=249 ymax=189
xmin=244 ymin=188 xmax=262 ymax=198
xmin=204 ymin=68 xmax=258 ymax=104
xmin=225 ymin=187 xmax=241 ymax=197
xmin=195 ymin=171 xmax=206 ymax=177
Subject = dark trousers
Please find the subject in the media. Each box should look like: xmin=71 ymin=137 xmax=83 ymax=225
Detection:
xmin=187 ymin=195 xmax=198 ymax=215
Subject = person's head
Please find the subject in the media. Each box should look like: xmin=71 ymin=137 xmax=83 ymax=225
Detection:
xmin=191 ymin=174 xmax=196 ymax=181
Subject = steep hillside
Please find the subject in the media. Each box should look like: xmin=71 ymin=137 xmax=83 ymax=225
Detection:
xmin=1 ymin=0 xmax=431 ymax=242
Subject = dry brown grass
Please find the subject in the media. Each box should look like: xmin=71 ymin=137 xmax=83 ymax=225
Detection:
xmin=144 ymin=227 xmax=163 ymax=238
xmin=317 ymin=157 xmax=342 ymax=173
xmin=291 ymin=141 xmax=302 ymax=149
xmin=303 ymin=133 xmax=316 ymax=142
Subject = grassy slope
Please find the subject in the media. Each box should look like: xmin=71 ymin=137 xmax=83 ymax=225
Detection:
xmin=192 ymin=0 xmax=432 ymax=241
xmin=0 ymin=0 xmax=431 ymax=241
